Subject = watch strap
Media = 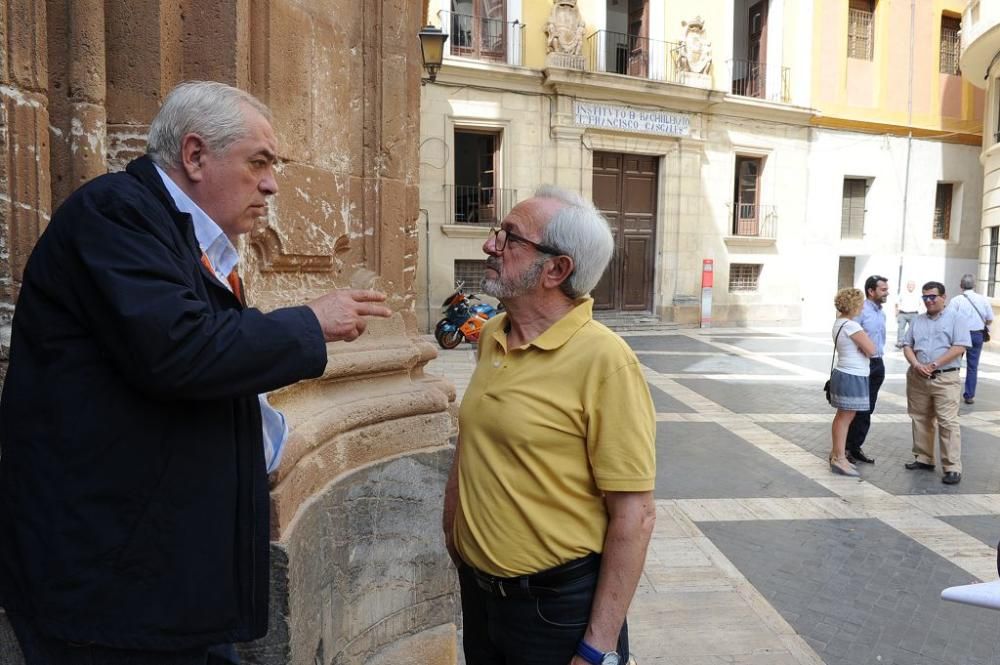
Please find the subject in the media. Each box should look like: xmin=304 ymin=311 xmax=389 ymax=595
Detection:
xmin=576 ymin=639 xmax=605 ymax=665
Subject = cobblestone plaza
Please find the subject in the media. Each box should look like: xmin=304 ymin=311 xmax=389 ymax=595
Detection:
xmin=428 ymin=328 xmax=1000 ymax=665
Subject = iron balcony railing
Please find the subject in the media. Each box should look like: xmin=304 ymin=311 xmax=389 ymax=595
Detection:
xmin=438 ymin=11 xmax=525 ymax=66
xmin=731 ymin=204 xmax=777 ymax=239
xmin=585 ymin=30 xmax=682 ymax=83
xmin=445 ymin=185 xmax=519 ymax=226
xmin=728 ymin=59 xmax=790 ymax=103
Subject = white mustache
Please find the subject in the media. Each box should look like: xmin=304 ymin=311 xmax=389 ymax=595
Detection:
xmin=485 ymin=258 xmax=501 ymax=272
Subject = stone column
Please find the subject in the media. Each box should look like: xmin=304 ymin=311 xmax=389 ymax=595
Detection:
xmin=0 ymin=0 xmax=52 ymax=381
xmin=104 ymin=0 xmax=184 ymax=171
xmin=47 ymin=0 xmax=107 ymax=206
xmin=238 ymin=1 xmax=458 ymax=662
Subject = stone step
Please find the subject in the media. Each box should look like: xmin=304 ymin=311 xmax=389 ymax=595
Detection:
xmin=593 ymin=313 xmax=689 ymax=333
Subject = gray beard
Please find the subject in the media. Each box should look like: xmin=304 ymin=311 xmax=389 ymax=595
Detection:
xmin=481 ymin=257 xmax=546 ymax=299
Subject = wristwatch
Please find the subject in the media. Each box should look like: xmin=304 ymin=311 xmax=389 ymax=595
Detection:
xmin=576 ymin=639 xmax=620 ymax=665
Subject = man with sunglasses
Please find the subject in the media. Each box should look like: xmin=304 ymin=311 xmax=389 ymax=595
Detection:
xmin=845 ymin=274 xmax=889 ymax=465
xmin=900 ymin=281 xmax=971 ymax=484
xmin=442 ymin=185 xmax=656 ymax=665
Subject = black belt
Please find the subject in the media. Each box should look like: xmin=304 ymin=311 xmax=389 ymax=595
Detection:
xmin=467 ymin=553 xmax=600 ymax=599
xmin=931 ymin=367 xmax=960 ymax=376
xmin=900 ymin=311 xmax=917 ymax=314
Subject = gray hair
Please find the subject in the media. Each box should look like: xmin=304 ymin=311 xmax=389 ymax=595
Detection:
xmin=534 ymin=185 xmax=614 ymax=298
xmin=147 ymin=81 xmax=272 ymax=169
xmin=960 ymin=273 xmax=976 ymax=290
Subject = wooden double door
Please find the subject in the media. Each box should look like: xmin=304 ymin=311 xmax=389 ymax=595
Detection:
xmin=591 ymin=152 xmax=658 ymax=312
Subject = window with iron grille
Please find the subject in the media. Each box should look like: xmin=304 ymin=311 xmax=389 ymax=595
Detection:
xmin=453 ymin=129 xmax=501 ymax=225
xmin=933 ymin=183 xmax=953 ymax=240
xmin=729 ymin=264 xmax=761 ymax=293
xmin=841 ymin=178 xmax=868 ymax=239
xmin=454 ymin=259 xmax=487 ymax=290
xmin=450 ymin=0 xmax=507 ymax=62
xmin=847 ymin=0 xmax=874 ymax=60
xmin=940 ymin=15 xmax=961 ymax=75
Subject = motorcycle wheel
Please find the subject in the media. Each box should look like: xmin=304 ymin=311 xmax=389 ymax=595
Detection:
xmin=437 ymin=329 xmax=463 ymax=350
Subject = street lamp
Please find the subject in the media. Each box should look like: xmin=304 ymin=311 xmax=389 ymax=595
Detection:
xmin=418 ymin=25 xmax=448 ymax=84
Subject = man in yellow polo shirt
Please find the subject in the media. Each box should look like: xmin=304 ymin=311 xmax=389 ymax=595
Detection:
xmin=442 ymin=185 xmax=656 ymax=665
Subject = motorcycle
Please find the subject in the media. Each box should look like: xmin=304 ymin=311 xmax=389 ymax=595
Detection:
xmin=434 ymin=284 xmax=501 ymax=349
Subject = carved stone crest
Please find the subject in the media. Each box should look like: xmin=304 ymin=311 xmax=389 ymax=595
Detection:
xmin=675 ymin=16 xmax=712 ymax=74
xmin=545 ymin=0 xmax=586 ymax=68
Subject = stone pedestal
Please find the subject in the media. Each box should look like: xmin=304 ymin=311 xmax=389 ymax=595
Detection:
xmin=679 ymin=71 xmax=712 ymax=89
xmin=545 ymin=52 xmax=585 ymax=70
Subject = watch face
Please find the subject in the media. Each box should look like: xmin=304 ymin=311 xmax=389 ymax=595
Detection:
xmin=601 ymin=654 xmax=620 ymax=665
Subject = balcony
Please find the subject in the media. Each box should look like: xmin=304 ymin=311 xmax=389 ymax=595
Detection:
xmin=439 ymin=10 xmax=525 ymax=66
xmin=585 ymin=30 xmax=682 ymax=83
xmin=728 ymin=59 xmax=790 ymax=103
xmin=725 ymin=204 xmax=777 ymax=247
xmin=444 ymin=185 xmax=519 ymax=226
xmin=961 ymin=0 xmax=1000 ymax=88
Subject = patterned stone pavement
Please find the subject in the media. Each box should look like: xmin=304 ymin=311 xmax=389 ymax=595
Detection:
xmin=425 ymin=327 xmax=1000 ymax=665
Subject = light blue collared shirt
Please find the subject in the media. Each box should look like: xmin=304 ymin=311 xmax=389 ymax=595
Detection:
xmin=155 ymin=165 xmax=288 ymax=474
xmin=901 ymin=306 xmax=972 ymax=369
xmin=855 ymin=298 xmax=886 ymax=358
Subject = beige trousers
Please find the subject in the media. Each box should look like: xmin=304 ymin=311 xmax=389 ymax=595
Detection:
xmin=906 ymin=368 xmax=962 ymax=472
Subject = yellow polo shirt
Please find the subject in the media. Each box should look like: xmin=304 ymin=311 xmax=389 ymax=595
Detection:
xmin=454 ymin=298 xmax=656 ymax=577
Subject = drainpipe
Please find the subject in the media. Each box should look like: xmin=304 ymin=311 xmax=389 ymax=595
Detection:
xmin=896 ymin=0 xmax=916 ymax=291
xmin=420 ymin=208 xmax=432 ymax=332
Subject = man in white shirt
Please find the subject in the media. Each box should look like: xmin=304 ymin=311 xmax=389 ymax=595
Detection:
xmin=895 ymin=280 xmax=923 ymax=348
xmin=949 ymin=273 xmax=994 ymax=405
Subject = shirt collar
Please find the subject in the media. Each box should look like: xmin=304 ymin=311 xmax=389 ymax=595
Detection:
xmin=154 ymin=164 xmax=239 ymax=277
xmin=492 ymin=298 xmax=595 ymax=352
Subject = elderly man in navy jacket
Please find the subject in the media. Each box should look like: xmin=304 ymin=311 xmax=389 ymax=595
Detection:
xmin=0 ymin=81 xmax=391 ymax=664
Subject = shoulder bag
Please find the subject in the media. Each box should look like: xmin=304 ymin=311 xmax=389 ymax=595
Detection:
xmin=824 ymin=321 xmax=849 ymax=405
xmin=962 ymin=293 xmax=991 ymax=342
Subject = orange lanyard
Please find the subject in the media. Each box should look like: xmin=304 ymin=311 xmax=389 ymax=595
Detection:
xmin=199 ymin=253 xmax=243 ymax=305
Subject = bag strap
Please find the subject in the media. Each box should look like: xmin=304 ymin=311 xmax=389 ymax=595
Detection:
xmin=962 ymin=293 xmax=988 ymax=324
xmin=831 ymin=321 xmax=849 ymax=373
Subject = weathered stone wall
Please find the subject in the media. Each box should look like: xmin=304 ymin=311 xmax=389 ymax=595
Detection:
xmin=0 ymin=1 xmax=457 ymax=663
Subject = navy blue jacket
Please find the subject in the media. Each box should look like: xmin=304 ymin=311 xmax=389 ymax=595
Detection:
xmin=0 ymin=156 xmax=328 ymax=648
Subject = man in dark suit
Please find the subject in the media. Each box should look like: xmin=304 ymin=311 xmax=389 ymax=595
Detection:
xmin=0 ymin=81 xmax=391 ymax=664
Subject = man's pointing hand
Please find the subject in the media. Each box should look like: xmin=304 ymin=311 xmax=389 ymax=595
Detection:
xmin=307 ymin=289 xmax=393 ymax=342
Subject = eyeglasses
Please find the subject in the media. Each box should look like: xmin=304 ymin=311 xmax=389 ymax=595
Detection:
xmin=488 ymin=226 xmax=563 ymax=256
xmin=921 ymin=294 xmax=941 ymax=302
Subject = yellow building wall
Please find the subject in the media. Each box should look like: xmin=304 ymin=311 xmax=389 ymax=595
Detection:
xmin=811 ymin=0 xmax=982 ymax=139
xmin=663 ymin=1 xmax=731 ymax=93
xmin=523 ymin=1 xmax=553 ymax=68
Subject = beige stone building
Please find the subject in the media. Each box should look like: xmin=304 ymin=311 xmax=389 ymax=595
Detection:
xmin=0 ymin=2 xmax=458 ymax=664
xmin=961 ymin=0 xmax=1000 ymax=307
xmin=419 ymin=0 xmax=983 ymax=330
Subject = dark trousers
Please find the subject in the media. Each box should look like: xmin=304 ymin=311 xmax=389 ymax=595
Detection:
xmin=458 ymin=556 xmax=628 ymax=665
xmin=964 ymin=330 xmax=984 ymax=400
xmin=8 ymin=613 xmax=240 ymax=665
xmin=846 ymin=357 xmax=885 ymax=453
